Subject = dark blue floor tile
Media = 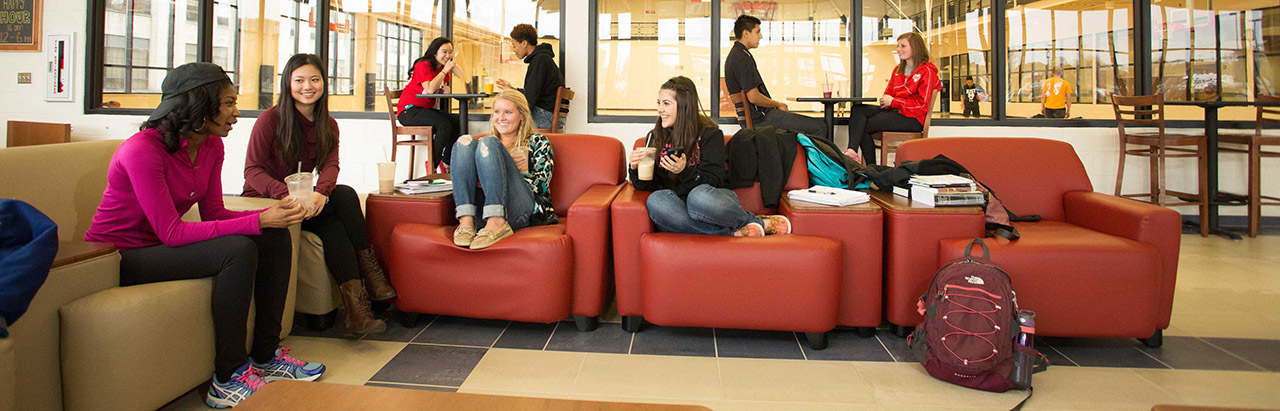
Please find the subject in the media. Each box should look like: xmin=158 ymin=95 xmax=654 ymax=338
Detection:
xmin=412 ymin=316 xmax=510 ymax=347
xmin=368 ymin=344 xmax=487 ymax=386
xmin=801 ymin=329 xmax=894 ymax=362
xmin=1137 ymin=336 xmax=1261 ymax=371
xmin=493 ymin=321 xmax=558 ymax=350
xmin=877 ymin=333 xmax=922 ymax=363
xmin=364 ymin=382 xmax=458 ymax=392
xmin=1041 ymin=337 xmax=1170 ymax=369
xmin=630 ymin=326 xmax=716 ymax=357
xmin=361 ymin=312 xmax=435 ymax=343
xmin=1199 ymin=337 xmax=1280 ymax=371
xmin=546 ymin=321 xmax=632 ymax=354
xmin=1041 ymin=344 xmax=1077 ymax=367
xmin=714 ymin=329 xmax=805 ymax=360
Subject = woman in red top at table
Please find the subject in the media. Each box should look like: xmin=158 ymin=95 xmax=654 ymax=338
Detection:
xmin=84 ymin=62 xmax=324 ymax=408
xmin=397 ymin=37 xmax=469 ymax=171
xmin=847 ymin=32 xmax=941 ymax=166
xmin=242 ymin=54 xmax=394 ymax=338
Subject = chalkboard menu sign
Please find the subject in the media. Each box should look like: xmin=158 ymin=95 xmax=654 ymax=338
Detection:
xmin=0 ymin=0 xmax=40 ymax=51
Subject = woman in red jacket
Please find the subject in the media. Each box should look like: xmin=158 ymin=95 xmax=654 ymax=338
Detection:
xmin=242 ymin=54 xmax=394 ymax=338
xmin=847 ymin=32 xmax=940 ymax=165
xmin=397 ymin=37 xmax=469 ymax=171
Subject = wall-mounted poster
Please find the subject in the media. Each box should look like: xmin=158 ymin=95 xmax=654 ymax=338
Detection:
xmin=0 ymin=0 xmax=40 ymax=51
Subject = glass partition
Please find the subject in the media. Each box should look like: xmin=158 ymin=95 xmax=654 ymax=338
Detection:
xmin=102 ymin=0 xmax=204 ymax=108
xmin=597 ymin=0 xmax=713 ymax=117
xmin=453 ymin=0 xmax=561 ymax=113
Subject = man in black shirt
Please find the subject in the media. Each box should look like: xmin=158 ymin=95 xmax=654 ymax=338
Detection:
xmin=724 ymin=15 xmax=827 ymax=141
xmin=961 ymin=76 xmax=986 ymax=118
xmin=497 ymin=24 xmax=563 ymax=129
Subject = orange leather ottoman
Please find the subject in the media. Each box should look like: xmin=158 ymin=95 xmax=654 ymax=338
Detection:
xmin=939 ymin=222 xmax=1162 ymax=338
xmin=638 ymin=233 xmax=842 ymax=349
xmin=389 ymin=223 xmax=573 ymax=324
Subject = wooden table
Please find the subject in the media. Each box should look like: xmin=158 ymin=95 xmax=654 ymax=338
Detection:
xmin=1165 ymin=100 xmax=1280 ymax=239
xmin=790 ymin=97 xmax=877 ymax=141
xmin=867 ymin=190 xmax=984 ymax=214
xmin=235 ymin=381 xmax=712 ymax=411
xmin=53 ymin=241 xmax=116 ymax=269
xmin=417 ymin=93 xmax=493 ymax=136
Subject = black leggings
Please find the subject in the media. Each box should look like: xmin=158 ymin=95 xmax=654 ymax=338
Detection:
xmin=398 ymin=106 xmax=460 ymax=168
xmin=119 ymin=228 xmax=292 ymax=382
xmin=847 ymin=105 xmax=924 ymax=166
xmin=301 ymin=184 xmax=370 ymax=284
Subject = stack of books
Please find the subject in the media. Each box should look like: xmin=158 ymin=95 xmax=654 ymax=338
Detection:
xmin=895 ymin=174 xmax=986 ymax=207
xmin=394 ymin=178 xmax=452 ymax=195
xmin=787 ymin=186 xmax=870 ymax=206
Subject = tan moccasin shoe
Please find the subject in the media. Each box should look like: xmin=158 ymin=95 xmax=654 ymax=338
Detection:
xmin=453 ymin=225 xmax=476 ymax=247
xmin=469 ymin=222 xmax=514 ymax=250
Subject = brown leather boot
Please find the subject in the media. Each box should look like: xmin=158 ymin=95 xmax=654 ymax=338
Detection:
xmin=356 ymin=247 xmax=397 ymax=301
xmin=339 ymin=279 xmax=387 ymax=338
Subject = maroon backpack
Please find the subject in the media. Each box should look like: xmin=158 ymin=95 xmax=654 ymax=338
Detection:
xmin=908 ymin=239 xmax=1046 ymax=400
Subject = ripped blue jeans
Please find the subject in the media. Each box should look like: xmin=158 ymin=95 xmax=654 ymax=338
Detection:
xmin=450 ymin=136 xmax=536 ymax=230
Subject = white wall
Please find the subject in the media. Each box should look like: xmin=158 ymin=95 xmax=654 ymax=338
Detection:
xmin=0 ymin=1 xmax=1268 ymax=217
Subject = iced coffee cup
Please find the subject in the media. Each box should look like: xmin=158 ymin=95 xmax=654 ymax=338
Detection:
xmin=376 ymin=162 xmax=397 ymax=194
xmin=284 ymin=172 xmax=316 ymax=214
xmin=636 ymin=147 xmax=657 ymax=181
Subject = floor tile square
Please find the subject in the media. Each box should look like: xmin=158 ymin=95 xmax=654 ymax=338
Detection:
xmin=718 ymin=357 xmax=875 ymax=404
xmin=1137 ymin=336 xmax=1261 ymax=371
xmin=460 ymin=348 xmax=586 ymax=395
xmin=493 ymin=321 xmax=558 ymax=350
xmin=713 ymin=329 xmax=805 ymax=360
xmin=572 ymin=353 xmax=722 ymax=400
xmin=1199 ymin=337 xmax=1280 ymax=371
xmin=1133 ymin=369 xmax=1280 ymax=408
xmin=1041 ymin=344 xmax=1078 ymax=367
xmin=630 ymin=326 xmax=715 ymax=357
xmin=368 ymin=344 xmax=487 ymax=386
xmin=364 ymin=382 xmax=458 ymax=392
xmin=800 ymin=328 xmax=894 ymax=362
xmin=411 ymin=315 xmax=509 ymax=347
xmin=360 ymin=311 xmax=434 ymax=343
xmin=546 ymin=321 xmax=633 ymax=354
xmin=877 ymin=333 xmax=922 ymax=363
xmin=1041 ymin=337 xmax=1170 ymax=369
xmin=276 ymin=336 xmax=407 ymax=385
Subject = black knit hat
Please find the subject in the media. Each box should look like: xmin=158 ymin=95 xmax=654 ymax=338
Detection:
xmin=147 ymin=62 xmax=231 ymax=121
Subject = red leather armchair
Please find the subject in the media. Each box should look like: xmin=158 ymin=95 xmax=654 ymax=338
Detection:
xmin=611 ymin=137 xmax=883 ymax=348
xmin=370 ymin=134 xmax=626 ymax=331
xmin=883 ymin=137 xmax=1181 ymax=346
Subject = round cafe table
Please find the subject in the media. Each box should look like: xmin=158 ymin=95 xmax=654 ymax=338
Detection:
xmin=790 ymin=97 xmax=877 ymax=140
xmin=416 ymin=92 xmax=492 ymax=136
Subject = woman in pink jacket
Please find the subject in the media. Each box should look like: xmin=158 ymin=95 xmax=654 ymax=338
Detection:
xmin=847 ymin=32 xmax=941 ymax=165
xmin=84 ymin=63 xmax=324 ymax=408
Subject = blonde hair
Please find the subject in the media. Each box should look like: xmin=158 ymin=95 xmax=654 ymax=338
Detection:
xmin=488 ymin=89 xmax=536 ymax=151
xmin=896 ymin=32 xmax=931 ymax=74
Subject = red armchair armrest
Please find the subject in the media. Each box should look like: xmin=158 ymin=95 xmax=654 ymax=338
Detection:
xmin=565 ymin=183 xmax=625 ymax=317
xmin=1064 ymin=190 xmax=1182 ymax=328
xmin=610 ymin=184 xmax=655 ymax=317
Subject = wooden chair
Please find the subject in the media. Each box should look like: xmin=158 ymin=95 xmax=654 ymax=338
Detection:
xmin=1218 ymin=94 xmax=1280 ymax=237
xmin=872 ymin=88 xmax=939 ymax=166
xmin=729 ymin=90 xmax=754 ymax=128
xmin=1111 ymin=94 xmax=1209 ymax=237
xmin=536 ymin=86 xmax=574 ymax=134
xmin=383 ymin=86 xmax=434 ymax=179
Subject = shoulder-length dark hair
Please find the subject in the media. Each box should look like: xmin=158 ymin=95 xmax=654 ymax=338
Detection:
xmin=275 ymin=54 xmax=337 ymax=168
xmin=140 ymin=80 xmax=232 ymax=153
xmin=408 ymin=37 xmax=452 ymax=79
xmin=648 ymin=76 xmax=716 ymax=160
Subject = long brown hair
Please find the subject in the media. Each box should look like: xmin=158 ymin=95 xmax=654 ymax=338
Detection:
xmin=648 ymin=76 xmax=716 ymax=161
xmin=896 ymin=32 xmax=931 ymax=74
xmin=275 ymin=54 xmax=336 ymax=168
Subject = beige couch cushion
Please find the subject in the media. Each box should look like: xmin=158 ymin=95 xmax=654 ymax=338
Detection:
xmin=0 ymin=140 xmax=123 ymax=240
xmin=60 ymin=278 xmax=216 ymax=411
xmin=9 ymin=252 xmax=120 ymax=411
xmin=295 ymin=230 xmax=341 ymax=315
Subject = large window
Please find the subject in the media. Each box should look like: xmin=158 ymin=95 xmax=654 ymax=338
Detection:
xmin=597 ymin=1 xmax=712 ymax=116
xmin=725 ymin=0 xmax=852 ymax=117
xmin=1153 ymin=2 xmax=1279 ymax=121
xmin=454 ymin=0 xmax=562 ymax=112
xmin=1006 ymin=0 xmax=1133 ymax=120
xmin=377 ymin=21 xmax=423 ymax=94
xmin=102 ymin=0 xmax=200 ymax=107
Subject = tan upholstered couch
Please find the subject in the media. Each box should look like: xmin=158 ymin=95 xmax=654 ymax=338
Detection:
xmin=0 ymin=139 xmax=300 ymax=411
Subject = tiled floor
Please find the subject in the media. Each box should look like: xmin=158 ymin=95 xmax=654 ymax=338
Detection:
xmin=160 ymin=230 xmax=1280 ymax=410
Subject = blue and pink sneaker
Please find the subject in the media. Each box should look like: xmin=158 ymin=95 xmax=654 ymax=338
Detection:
xmin=250 ymin=346 xmax=326 ymax=382
xmin=205 ymin=363 xmax=265 ymax=408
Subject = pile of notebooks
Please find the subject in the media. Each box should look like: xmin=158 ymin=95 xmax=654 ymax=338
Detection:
xmin=394 ymin=178 xmax=452 ymax=195
xmin=893 ymin=174 xmax=986 ymax=207
xmin=787 ymin=185 xmax=870 ymax=206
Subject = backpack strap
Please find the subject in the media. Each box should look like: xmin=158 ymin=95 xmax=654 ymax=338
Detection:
xmin=962 ymin=238 xmax=990 ymax=260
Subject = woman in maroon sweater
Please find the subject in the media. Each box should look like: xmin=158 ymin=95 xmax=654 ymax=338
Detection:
xmin=243 ymin=54 xmax=393 ymax=337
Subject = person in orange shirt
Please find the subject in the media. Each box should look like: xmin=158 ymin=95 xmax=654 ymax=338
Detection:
xmin=1041 ymin=66 xmax=1072 ymax=119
